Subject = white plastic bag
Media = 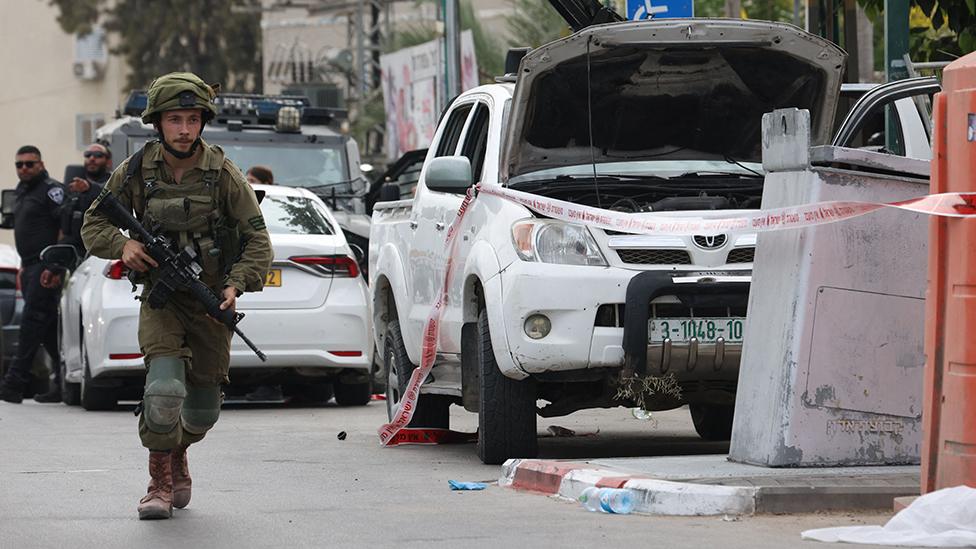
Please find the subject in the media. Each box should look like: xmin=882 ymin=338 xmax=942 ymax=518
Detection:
xmin=801 ymin=486 xmax=976 ymax=547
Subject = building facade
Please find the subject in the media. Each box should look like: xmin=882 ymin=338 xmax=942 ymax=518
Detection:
xmin=0 ymin=0 xmax=128 ymax=248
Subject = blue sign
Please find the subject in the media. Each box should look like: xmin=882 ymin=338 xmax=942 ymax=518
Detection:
xmin=626 ymin=0 xmax=693 ymax=20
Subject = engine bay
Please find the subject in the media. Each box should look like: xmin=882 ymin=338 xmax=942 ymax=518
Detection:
xmin=511 ymin=177 xmax=764 ymax=212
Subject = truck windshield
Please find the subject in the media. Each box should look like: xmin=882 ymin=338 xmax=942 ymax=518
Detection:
xmin=221 ymin=144 xmax=349 ymax=189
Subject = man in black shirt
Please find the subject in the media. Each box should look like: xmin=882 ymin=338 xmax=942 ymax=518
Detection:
xmin=0 ymin=145 xmax=66 ymax=403
xmin=61 ymin=143 xmax=112 ymax=256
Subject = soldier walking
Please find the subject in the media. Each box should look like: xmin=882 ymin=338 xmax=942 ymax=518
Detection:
xmin=81 ymin=73 xmax=273 ymax=520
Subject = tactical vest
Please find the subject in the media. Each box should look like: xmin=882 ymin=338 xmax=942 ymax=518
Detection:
xmin=124 ymin=142 xmax=241 ymax=288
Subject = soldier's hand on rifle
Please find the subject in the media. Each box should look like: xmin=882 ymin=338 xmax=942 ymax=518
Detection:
xmin=122 ymin=239 xmax=158 ymax=272
xmin=219 ymin=286 xmax=237 ymax=312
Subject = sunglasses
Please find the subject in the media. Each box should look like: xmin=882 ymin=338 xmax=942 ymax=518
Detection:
xmin=84 ymin=151 xmax=107 ymax=159
xmin=15 ymin=161 xmax=37 ymax=169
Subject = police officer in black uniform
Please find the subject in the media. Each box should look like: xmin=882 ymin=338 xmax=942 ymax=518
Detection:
xmin=0 ymin=145 xmax=67 ymax=403
xmin=61 ymin=143 xmax=112 ymax=256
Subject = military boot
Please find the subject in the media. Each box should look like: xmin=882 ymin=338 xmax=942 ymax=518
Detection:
xmin=171 ymin=445 xmax=191 ymax=509
xmin=137 ymin=451 xmax=173 ymax=520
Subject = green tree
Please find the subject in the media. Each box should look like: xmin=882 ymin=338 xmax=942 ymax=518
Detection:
xmin=505 ymin=0 xmax=571 ymax=49
xmin=46 ymin=0 xmax=263 ymax=92
xmin=695 ymin=0 xmax=796 ymax=20
xmin=858 ymin=0 xmax=976 ymax=62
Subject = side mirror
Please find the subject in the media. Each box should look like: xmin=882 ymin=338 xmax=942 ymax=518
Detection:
xmin=0 ymin=189 xmax=16 ymax=229
xmin=40 ymin=244 xmax=79 ymax=271
xmin=377 ymin=183 xmax=400 ymax=202
xmin=425 ymin=156 xmax=472 ymax=194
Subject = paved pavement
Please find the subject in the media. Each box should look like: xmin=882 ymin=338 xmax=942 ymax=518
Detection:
xmin=0 ymin=399 xmax=897 ymax=548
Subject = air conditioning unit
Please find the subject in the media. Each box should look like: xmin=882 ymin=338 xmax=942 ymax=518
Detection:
xmin=73 ymin=60 xmax=103 ymax=81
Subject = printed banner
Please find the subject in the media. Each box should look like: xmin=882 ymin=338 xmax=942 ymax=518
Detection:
xmin=380 ymin=31 xmax=479 ymax=160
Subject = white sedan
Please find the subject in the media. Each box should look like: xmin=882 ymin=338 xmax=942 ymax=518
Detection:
xmin=59 ymin=184 xmax=372 ymax=410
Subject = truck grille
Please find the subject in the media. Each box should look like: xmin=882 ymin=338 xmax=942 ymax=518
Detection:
xmin=726 ymin=247 xmax=755 ymax=263
xmin=594 ymin=303 xmax=749 ymax=328
xmin=617 ymin=249 xmax=692 ymax=265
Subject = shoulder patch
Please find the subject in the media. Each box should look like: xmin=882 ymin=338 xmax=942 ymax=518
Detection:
xmin=47 ymin=186 xmax=64 ymax=205
xmin=248 ymin=215 xmax=266 ymax=231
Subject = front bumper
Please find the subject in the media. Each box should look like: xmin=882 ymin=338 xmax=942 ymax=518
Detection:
xmin=496 ymin=263 xmax=749 ymax=390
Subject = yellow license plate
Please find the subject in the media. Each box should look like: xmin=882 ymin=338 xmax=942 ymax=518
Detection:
xmin=265 ymin=269 xmax=282 ymax=287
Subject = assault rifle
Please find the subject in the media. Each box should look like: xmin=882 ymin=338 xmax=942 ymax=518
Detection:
xmin=95 ymin=191 xmax=267 ymax=361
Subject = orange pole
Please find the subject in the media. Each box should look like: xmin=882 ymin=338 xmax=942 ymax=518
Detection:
xmin=922 ymin=52 xmax=976 ymax=492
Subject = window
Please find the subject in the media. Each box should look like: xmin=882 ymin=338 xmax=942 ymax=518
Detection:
xmin=460 ymin=103 xmax=490 ymax=182
xmin=76 ymin=113 xmax=107 ymax=150
xmin=221 ymin=144 xmax=348 ymax=188
xmin=844 ymin=103 xmax=905 ymax=156
xmin=434 ymin=104 xmax=473 ymax=157
xmin=259 ymin=195 xmax=334 ymax=235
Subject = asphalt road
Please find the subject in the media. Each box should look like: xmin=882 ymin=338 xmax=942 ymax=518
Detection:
xmin=0 ymin=398 xmax=893 ymax=549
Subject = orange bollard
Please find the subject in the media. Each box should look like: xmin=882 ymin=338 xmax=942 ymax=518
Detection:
xmin=922 ymin=51 xmax=976 ymax=493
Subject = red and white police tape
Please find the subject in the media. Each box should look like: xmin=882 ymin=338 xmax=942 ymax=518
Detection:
xmin=378 ymin=186 xmax=976 ymax=446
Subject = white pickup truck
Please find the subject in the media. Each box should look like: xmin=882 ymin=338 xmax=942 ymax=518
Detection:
xmin=368 ymin=18 xmax=939 ymax=464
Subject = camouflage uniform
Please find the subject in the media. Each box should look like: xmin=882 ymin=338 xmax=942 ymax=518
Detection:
xmin=80 ymin=72 xmax=272 ymax=520
xmin=83 ymin=139 xmax=272 ymax=448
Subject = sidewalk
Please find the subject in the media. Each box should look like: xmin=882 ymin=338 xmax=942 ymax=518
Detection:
xmin=500 ymin=454 xmax=919 ymax=516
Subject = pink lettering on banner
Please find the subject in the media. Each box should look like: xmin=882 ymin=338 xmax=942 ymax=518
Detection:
xmin=379 ymin=184 xmax=976 ymax=446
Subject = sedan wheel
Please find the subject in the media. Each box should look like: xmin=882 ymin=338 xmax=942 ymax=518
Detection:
xmin=58 ymin=315 xmax=80 ymax=405
xmin=334 ymin=379 xmax=371 ymax=406
xmin=60 ymin=358 xmax=80 ymax=406
xmin=80 ymin=337 xmax=117 ymax=411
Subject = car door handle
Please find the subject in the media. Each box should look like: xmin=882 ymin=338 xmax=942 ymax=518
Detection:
xmin=435 ymin=222 xmax=445 ymax=231
xmin=409 ymin=220 xmax=418 ymax=230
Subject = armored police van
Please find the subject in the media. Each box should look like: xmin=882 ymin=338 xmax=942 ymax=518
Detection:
xmin=97 ymin=92 xmax=370 ymax=261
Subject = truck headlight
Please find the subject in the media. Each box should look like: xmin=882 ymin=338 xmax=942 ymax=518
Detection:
xmin=512 ymin=220 xmax=607 ymax=266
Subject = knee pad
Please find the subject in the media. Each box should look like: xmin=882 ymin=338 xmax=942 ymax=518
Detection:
xmin=182 ymin=385 xmax=222 ymax=435
xmin=143 ymin=357 xmax=186 ymax=434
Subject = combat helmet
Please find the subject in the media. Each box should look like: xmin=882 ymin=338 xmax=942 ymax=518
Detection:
xmin=141 ymin=72 xmax=218 ymax=124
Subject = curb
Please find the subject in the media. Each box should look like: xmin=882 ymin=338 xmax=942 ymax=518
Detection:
xmin=501 ymin=459 xmax=755 ymax=516
xmin=500 ymin=459 xmax=918 ymax=516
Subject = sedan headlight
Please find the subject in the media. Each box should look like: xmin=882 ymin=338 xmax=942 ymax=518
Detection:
xmin=511 ymin=220 xmax=607 ymax=266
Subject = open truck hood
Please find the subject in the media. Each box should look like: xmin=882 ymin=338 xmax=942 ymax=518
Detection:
xmin=501 ymin=19 xmax=847 ymax=181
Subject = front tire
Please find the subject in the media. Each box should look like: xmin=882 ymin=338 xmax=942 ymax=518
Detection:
xmin=80 ymin=338 xmax=117 ymax=411
xmin=477 ymin=309 xmax=537 ymax=464
xmin=690 ymin=404 xmax=735 ymax=441
xmin=384 ymin=320 xmax=449 ymax=428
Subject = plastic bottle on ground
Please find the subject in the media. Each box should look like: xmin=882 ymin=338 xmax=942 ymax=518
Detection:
xmin=578 ymin=487 xmax=636 ymax=514
xmin=631 ymin=408 xmax=653 ymax=420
